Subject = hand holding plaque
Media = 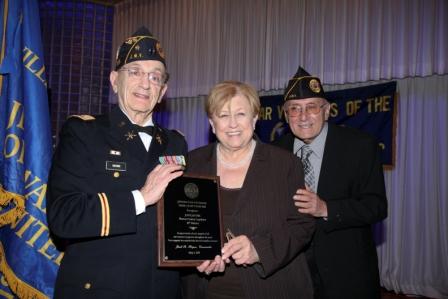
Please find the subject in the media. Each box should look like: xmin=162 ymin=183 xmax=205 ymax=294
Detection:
xmin=157 ymin=174 xmax=223 ymax=267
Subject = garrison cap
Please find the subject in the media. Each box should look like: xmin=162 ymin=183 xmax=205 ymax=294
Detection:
xmin=284 ymin=66 xmax=325 ymax=101
xmin=115 ymin=27 xmax=166 ymax=70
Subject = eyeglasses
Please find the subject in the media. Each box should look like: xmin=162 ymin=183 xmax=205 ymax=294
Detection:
xmin=284 ymin=103 xmax=327 ymax=116
xmin=120 ymin=68 xmax=169 ymax=86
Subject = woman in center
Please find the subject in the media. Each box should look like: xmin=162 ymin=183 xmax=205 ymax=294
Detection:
xmin=181 ymin=81 xmax=315 ymax=299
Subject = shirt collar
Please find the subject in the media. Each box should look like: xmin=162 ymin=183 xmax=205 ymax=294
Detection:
xmin=293 ymin=122 xmax=328 ymax=159
xmin=119 ymin=106 xmax=154 ymax=127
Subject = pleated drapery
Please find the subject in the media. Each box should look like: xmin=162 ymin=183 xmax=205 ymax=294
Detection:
xmin=112 ymin=0 xmax=447 ymax=98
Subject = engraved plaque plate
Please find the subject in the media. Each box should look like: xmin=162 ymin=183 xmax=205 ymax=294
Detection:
xmin=157 ymin=174 xmax=222 ymax=267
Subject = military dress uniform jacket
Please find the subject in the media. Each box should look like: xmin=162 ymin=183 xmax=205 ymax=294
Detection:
xmin=47 ymin=107 xmax=187 ymax=299
xmin=274 ymin=123 xmax=388 ymax=299
xmin=181 ymin=141 xmax=315 ymax=299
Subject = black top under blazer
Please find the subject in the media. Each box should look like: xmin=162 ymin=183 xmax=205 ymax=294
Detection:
xmin=274 ymin=123 xmax=388 ymax=299
xmin=47 ymin=107 xmax=187 ymax=299
xmin=181 ymin=141 xmax=315 ymax=299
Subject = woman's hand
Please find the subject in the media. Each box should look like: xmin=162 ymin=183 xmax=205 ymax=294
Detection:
xmin=196 ymin=255 xmax=226 ymax=275
xmin=221 ymin=235 xmax=259 ymax=266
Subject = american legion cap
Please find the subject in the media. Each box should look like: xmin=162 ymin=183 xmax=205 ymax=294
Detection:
xmin=284 ymin=66 xmax=325 ymax=101
xmin=115 ymin=27 xmax=166 ymax=71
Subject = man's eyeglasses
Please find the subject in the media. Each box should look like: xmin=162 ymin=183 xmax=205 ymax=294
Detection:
xmin=120 ymin=68 xmax=169 ymax=86
xmin=284 ymin=103 xmax=327 ymax=116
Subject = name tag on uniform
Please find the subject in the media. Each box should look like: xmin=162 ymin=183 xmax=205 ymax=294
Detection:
xmin=105 ymin=161 xmax=127 ymax=172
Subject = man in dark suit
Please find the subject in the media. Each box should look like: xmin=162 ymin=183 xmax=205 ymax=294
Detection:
xmin=274 ymin=66 xmax=387 ymax=299
xmin=47 ymin=27 xmax=187 ymax=299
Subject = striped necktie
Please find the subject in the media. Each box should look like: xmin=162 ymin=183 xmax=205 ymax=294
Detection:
xmin=300 ymin=144 xmax=315 ymax=191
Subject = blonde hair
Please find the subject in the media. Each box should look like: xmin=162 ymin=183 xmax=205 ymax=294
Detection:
xmin=205 ymin=81 xmax=260 ymax=118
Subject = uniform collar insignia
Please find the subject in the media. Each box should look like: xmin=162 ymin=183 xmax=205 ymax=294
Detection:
xmin=155 ymin=134 xmax=162 ymax=145
xmin=125 ymin=131 xmax=137 ymax=140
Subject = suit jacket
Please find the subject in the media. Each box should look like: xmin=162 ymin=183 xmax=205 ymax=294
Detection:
xmin=47 ymin=107 xmax=187 ymax=299
xmin=274 ymin=123 xmax=387 ymax=299
xmin=181 ymin=141 xmax=315 ymax=299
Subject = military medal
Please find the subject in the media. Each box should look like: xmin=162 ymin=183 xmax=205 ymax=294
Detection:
xmin=159 ymin=155 xmax=186 ymax=166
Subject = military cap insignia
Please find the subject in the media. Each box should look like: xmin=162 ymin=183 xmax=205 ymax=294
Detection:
xmin=125 ymin=37 xmax=137 ymax=44
xmin=309 ymin=79 xmax=321 ymax=93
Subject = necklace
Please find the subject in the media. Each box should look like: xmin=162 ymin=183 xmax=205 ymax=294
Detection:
xmin=217 ymin=140 xmax=256 ymax=169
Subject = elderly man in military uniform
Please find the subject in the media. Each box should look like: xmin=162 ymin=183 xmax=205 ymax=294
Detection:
xmin=47 ymin=27 xmax=187 ymax=299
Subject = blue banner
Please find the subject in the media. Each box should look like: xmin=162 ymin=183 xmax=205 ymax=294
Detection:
xmin=256 ymin=82 xmax=397 ymax=166
xmin=0 ymin=1 xmax=61 ymax=298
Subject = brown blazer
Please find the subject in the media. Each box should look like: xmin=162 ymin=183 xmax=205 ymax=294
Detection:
xmin=181 ymin=141 xmax=315 ymax=299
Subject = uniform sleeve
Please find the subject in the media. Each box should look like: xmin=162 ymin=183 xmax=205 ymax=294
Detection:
xmin=251 ymin=154 xmax=315 ymax=277
xmin=47 ymin=119 xmax=137 ymax=239
xmin=323 ymin=137 xmax=388 ymax=232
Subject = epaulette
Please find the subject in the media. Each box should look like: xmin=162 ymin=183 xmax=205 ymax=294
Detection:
xmin=68 ymin=115 xmax=96 ymax=121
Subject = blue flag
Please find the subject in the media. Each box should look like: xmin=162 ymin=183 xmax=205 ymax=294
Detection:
xmin=0 ymin=0 xmax=62 ymax=298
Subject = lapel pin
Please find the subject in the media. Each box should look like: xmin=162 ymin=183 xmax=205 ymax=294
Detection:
xmin=156 ymin=135 xmax=162 ymax=145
